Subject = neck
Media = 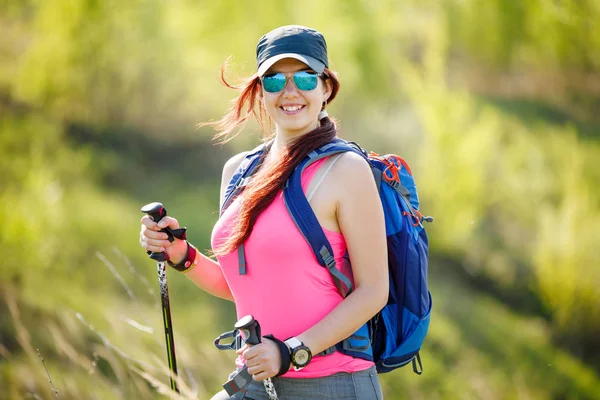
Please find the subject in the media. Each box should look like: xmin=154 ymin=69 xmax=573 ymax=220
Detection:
xmin=269 ymin=122 xmax=319 ymax=158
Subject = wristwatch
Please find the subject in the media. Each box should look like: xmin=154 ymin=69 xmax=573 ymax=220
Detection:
xmin=284 ymin=337 xmax=312 ymax=371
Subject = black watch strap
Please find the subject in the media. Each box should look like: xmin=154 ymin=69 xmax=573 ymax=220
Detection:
xmin=167 ymin=241 xmax=197 ymax=272
xmin=263 ymin=334 xmax=291 ymax=376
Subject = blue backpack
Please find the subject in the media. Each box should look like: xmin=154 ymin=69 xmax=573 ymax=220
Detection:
xmin=221 ymin=138 xmax=433 ymax=374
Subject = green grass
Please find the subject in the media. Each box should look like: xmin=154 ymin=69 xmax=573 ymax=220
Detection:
xmin=3 ymin=254 xmax=600 ymax=399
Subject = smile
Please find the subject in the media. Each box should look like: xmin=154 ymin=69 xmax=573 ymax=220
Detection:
xmin=280 ymin=105 xmax=305 ymax=113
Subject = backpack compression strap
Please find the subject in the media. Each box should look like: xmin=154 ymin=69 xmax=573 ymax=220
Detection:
xmin=220 ymin=142 xmax=268 ymax=276
xmin=283 ymin=139 xmax=366 ymax=297
xmin=220 ymin=142 xmax=268 ymax=215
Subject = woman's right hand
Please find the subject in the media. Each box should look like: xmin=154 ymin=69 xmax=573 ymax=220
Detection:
xmin=139 ymin=215 xmax=188 ymax=264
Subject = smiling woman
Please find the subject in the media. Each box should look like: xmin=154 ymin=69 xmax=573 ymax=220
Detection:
xmin=139 ymin=25 xmax=387 ymax=400
xmin=205 ymin=27 xmax=341 ymax=146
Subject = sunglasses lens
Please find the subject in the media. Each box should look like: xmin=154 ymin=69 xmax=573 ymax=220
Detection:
xmin=262 ymin=71 xmax=319 ymax=93
xmin=293 ymin=71 xmax=318 ymax=91
xmin=262 ymin=73 xmax=286 ymax=93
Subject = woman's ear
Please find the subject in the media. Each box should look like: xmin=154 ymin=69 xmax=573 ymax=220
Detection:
xmin=322 ymin=78 xmax=333 ymax=103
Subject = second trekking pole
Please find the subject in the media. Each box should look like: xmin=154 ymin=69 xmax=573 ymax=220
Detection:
xmin=141 ymin=201 xmax=187 ymax=393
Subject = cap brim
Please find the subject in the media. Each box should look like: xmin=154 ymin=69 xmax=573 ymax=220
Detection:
xmin=257 ymin=53 xmax=326 ymax=77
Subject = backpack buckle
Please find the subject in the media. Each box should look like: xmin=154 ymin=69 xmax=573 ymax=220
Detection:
xmin=318 ymin=346 xmax=337 ymax=356
xmin=319 ymin=246 xmax=336 ymax=269
xmin=237 ymin=176 xmax=249 ymax=188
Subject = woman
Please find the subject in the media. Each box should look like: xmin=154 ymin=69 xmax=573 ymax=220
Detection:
xmin=140 ymin=25 xmax=388 ymax=400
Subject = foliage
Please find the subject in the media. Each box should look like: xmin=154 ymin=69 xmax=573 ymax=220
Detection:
xmin=399 ymin=21 xmax=600 ymax=356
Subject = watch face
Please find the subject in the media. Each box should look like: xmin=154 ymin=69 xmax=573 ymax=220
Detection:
xmin=294 ymin=349 xmax=310 ymax=366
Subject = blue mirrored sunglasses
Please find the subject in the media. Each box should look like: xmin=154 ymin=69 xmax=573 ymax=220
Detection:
xmin=261 ymin=71 xmax=322 ymax=93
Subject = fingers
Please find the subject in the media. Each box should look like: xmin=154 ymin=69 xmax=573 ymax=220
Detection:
xmin=140 ymin=235 xmax=171 ymax=253
xmin=157 ymin=216 xmax=180 ymax=230
xmin=246 ymin=362 xmax=278 ymax=381
xmin=242 ymin=344 xmax=280 ymax=381
xmin=249 ymin=370 xmax=272 ymax=382
xmin=140 ymin=215 xmax=179 ymax=230
xmin=236 ymin=344 xmax=250 ymax=356
xmin=139 ymin=216 xmax=181 ymax=252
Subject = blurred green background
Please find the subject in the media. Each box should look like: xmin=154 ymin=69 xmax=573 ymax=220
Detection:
xmin=1 ymin=0 xmax=599 ymax=399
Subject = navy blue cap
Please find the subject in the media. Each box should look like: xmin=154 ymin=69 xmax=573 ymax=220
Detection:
xmin=256 ymin=25 xmax=329 ymax=77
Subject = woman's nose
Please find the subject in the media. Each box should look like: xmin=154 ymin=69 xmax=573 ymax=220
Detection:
xmin=282 ymin=77 xmax=299 ymax=94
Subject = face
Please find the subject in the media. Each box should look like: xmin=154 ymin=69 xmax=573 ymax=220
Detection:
xmin=260 ymin=58 xmax=332 ymax=139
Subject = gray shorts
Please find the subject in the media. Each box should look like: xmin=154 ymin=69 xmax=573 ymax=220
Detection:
xmin=210 ymin=365 xmax=383 ymax=400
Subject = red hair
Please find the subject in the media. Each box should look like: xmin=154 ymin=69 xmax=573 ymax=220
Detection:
xmin=208 ymin=64 xmax=341 ymax=256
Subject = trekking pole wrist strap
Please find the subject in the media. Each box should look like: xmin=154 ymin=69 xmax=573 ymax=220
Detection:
xmin=263 ymin=335 xmax=291 ymax=377
xmin=167 ymin=241 xmax=198 ymax=273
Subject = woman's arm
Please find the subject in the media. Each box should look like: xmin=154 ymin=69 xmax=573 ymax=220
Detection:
xmin=182 ymin=151 xmax=249 ymax=301
xmin=296 ymin=151 xmax=389 ymax=354
xmin=140 ymin=151 xmax=248 ymax=302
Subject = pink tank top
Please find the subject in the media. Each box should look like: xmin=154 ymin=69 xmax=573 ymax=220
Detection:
xmin=211 ymin=158 xmax=373 ymax=378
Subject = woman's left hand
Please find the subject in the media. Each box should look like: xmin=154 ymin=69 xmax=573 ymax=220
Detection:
xmin=238 ymin=337 xmax=283 ymax=381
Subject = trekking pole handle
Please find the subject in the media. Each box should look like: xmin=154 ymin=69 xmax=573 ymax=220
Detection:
xmin=141 ymin=202 xmax=187 ymax=262
xmin=235 ymin=315 xmax=261 ymax=346
xmin=232 ymin=317 xmax=278 ymax=399
xmin=223 ymin=316 xmax=280 ymax=399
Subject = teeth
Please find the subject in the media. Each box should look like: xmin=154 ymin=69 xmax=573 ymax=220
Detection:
xmin=282 ymin=105 xmax=303 ymax=112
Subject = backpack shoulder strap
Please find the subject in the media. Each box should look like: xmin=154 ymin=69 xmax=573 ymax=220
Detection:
xmin=283 ymin=138 xmax=366 ymax=296
xmin=220 ymin=142 xmax=268 ymax=215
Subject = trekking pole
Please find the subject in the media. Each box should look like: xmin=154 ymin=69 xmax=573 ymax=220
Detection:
xmin=219 ymin=316 xmax=279 ymax=400
xmin=141 ymin=202 xmax=187 ymax=393
xmin=240 ymin=317 xmax=279 ymax=400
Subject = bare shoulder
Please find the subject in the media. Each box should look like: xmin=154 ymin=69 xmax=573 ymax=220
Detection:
xmin=330 ymin=151 xmax=374 ymax=187
xmin=328 ymin=150 xmax=384 ymax=235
